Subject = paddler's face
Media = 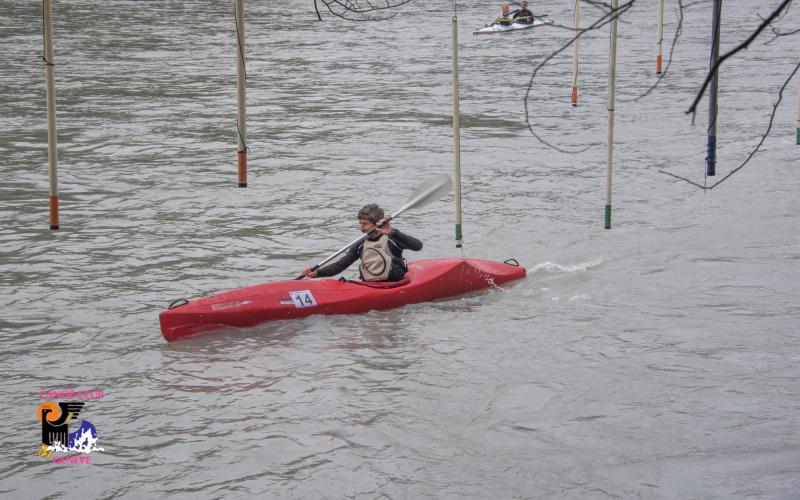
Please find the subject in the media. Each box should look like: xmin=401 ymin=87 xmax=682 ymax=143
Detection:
xmin=358 ymin=218 xmax=377 ymax=233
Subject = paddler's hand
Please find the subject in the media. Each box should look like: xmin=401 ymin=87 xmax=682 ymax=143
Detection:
xmin=301 ymin=268 xmax=318 ymax=278
xmin=375 ymin=219 xmax=393 ymax=236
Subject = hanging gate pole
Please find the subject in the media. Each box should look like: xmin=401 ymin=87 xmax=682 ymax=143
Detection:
xmin=572 ymin=0 xmax=580 ymax=106
xmin=604 ymin=0 xmax=619 ymax=229
xmin=657 ymin=0 xmax=664 ymax=74
xmin=43 ymin=0 xmax=59 ymax=230
xmin=706 ymin=0 xmax=722 ymax=177
xmin=452 ymin=13 xmax=463 ymax=249
xmin=235 ymin=0 xmax=248 ymax=187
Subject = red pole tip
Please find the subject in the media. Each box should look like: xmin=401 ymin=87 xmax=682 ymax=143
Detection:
xmin=49 ymin=195 xmax=59 ymax=230
xmin=237 ymin=151 xmax=247 ymax=188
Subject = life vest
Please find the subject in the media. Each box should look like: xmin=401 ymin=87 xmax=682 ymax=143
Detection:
xmin=513 ymin=10 xmax=534 ymax=23
xmin=359 ymin=234 xmax=397 ymax=282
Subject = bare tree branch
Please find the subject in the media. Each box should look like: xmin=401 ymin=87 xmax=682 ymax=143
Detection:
xmin=523 ymin=0 xmax=636 ymax=154
xmin=662 ymin=62 xmax=800 ymax=190
xmin=315 ymin=0 xmax=412 ymax=21
xmin=686 ymin=0 xmax=793 ymax=118
xmin=762 ymin=3 xmax=800 ymax=45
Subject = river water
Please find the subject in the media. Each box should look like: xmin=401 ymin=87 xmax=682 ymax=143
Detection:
xmin=2 ymin=0 xmax=799 ymax=498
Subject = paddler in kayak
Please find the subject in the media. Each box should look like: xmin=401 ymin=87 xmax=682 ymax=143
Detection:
xmin=512 ymin=1 xmax=534 ymax=24
xmin=301 ymin=204 xmax=423 ymax=282
xmin=485 ymin=2 xmax=513 ymax=27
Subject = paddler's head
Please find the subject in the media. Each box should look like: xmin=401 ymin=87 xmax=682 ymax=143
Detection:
xmin=357 ymin=204 xmax=384 ymax=233
xmin=520 ymin=1 xmax=528 ymax=8
xmin=502 ymin=2 xmax=510 ymax=14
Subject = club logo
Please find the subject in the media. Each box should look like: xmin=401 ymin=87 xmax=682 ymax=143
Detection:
xmin=36 ymin=390 xmax=104 ymax=464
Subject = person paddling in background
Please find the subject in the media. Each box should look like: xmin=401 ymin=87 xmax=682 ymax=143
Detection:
xmin=512 ymin=0 xmax=535 ymax=24
xmin=301 ymin=204 xmax=422 ymax=282
xmin=486 ymin=2 xmax=513 ymax=27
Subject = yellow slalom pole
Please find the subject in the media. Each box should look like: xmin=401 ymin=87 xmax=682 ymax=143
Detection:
xmin=235 ymin=0 xmax=248 ymax=187
xmin=43 ymin=0 xmax=59 ymax=230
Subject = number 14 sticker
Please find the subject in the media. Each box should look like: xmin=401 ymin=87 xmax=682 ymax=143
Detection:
xmin=289 ymin=290 xmax=317 ymax=309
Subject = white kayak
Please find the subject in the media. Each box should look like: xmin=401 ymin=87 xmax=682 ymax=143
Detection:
xmin=473 ymin=16 xmax=553 ymax=35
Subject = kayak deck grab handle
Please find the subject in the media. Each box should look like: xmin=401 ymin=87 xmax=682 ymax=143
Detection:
xmin=168 ymin=298 xmax=189 ymax=309
xmin=504 ymin=258 xmax=520 ymax=267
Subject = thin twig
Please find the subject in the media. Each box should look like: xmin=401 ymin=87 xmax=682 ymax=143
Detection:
xmin=662 ymin=62 xmax=800 ymax=190
xmin=524 ymin=0 xmax=636 ymax=154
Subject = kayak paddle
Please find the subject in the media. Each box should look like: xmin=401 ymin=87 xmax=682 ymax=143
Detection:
xmin=296 ymin=174 xmax=452 ymax=280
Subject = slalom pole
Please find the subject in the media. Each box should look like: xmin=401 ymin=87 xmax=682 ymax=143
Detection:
xmin=706 ymin=0 xmax=721 ymax=177
xmin=43 ymin=0 xmax=59 ymax=230
xmin=452 ymin=10 xmax=463 ymax=249
xmin=657 ymin=0 xmax=664 ymax=74
xmin=235 ymin=0 xmax=248 ymax=187
xmin=796 ymin=55 xmax=799 ymax=145
xmin=572 ymin=0 xmax=580 ymax=106
xmin=605 ymin=0 xmax=619 ymax=230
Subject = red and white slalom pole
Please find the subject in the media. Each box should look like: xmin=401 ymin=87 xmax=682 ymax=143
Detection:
xmin=656 ymin=0 xmax=664 ymax=74
xmin=43 ymin=0 xmax=59 ymax=229
xmin=571 ymin=0 xmax=579 ymax=106
xmin=235 ymin=0 xmax=248 ymax=187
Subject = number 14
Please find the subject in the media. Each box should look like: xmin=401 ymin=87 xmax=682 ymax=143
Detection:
xmin=289 ymin=290 xmax=317 ymax=309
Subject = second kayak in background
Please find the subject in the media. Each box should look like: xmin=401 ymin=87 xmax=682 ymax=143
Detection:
xmin=473 ymin=16 xmax=554 ymax=35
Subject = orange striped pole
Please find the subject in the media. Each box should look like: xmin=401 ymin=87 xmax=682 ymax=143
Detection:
xmin=571 ymin=0 xmax=579 ymax=106
xmin=43 ymin=0 xmax=59 ymax=230
xmin=49 ymin=195 xmax=59 ymax=229
xmin=235 ymin=0 xmax=248 ymax=187
xmin=237 ymin=150 xmax=247 ymax=186
xmin=656 ymin=0 xmax=664 ymax=74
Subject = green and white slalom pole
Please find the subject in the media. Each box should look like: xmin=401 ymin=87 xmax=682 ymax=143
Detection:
xmin=605 ymin=0 xmax=619 ymax=230
xmin=452 ymin=9 xmax=463 ymax=249
xmin=43 ymin=0 xmax=59 ymax=230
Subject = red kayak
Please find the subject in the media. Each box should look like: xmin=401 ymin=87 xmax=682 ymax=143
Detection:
xmin=159 ymin=258 xmax=526 ymax=342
